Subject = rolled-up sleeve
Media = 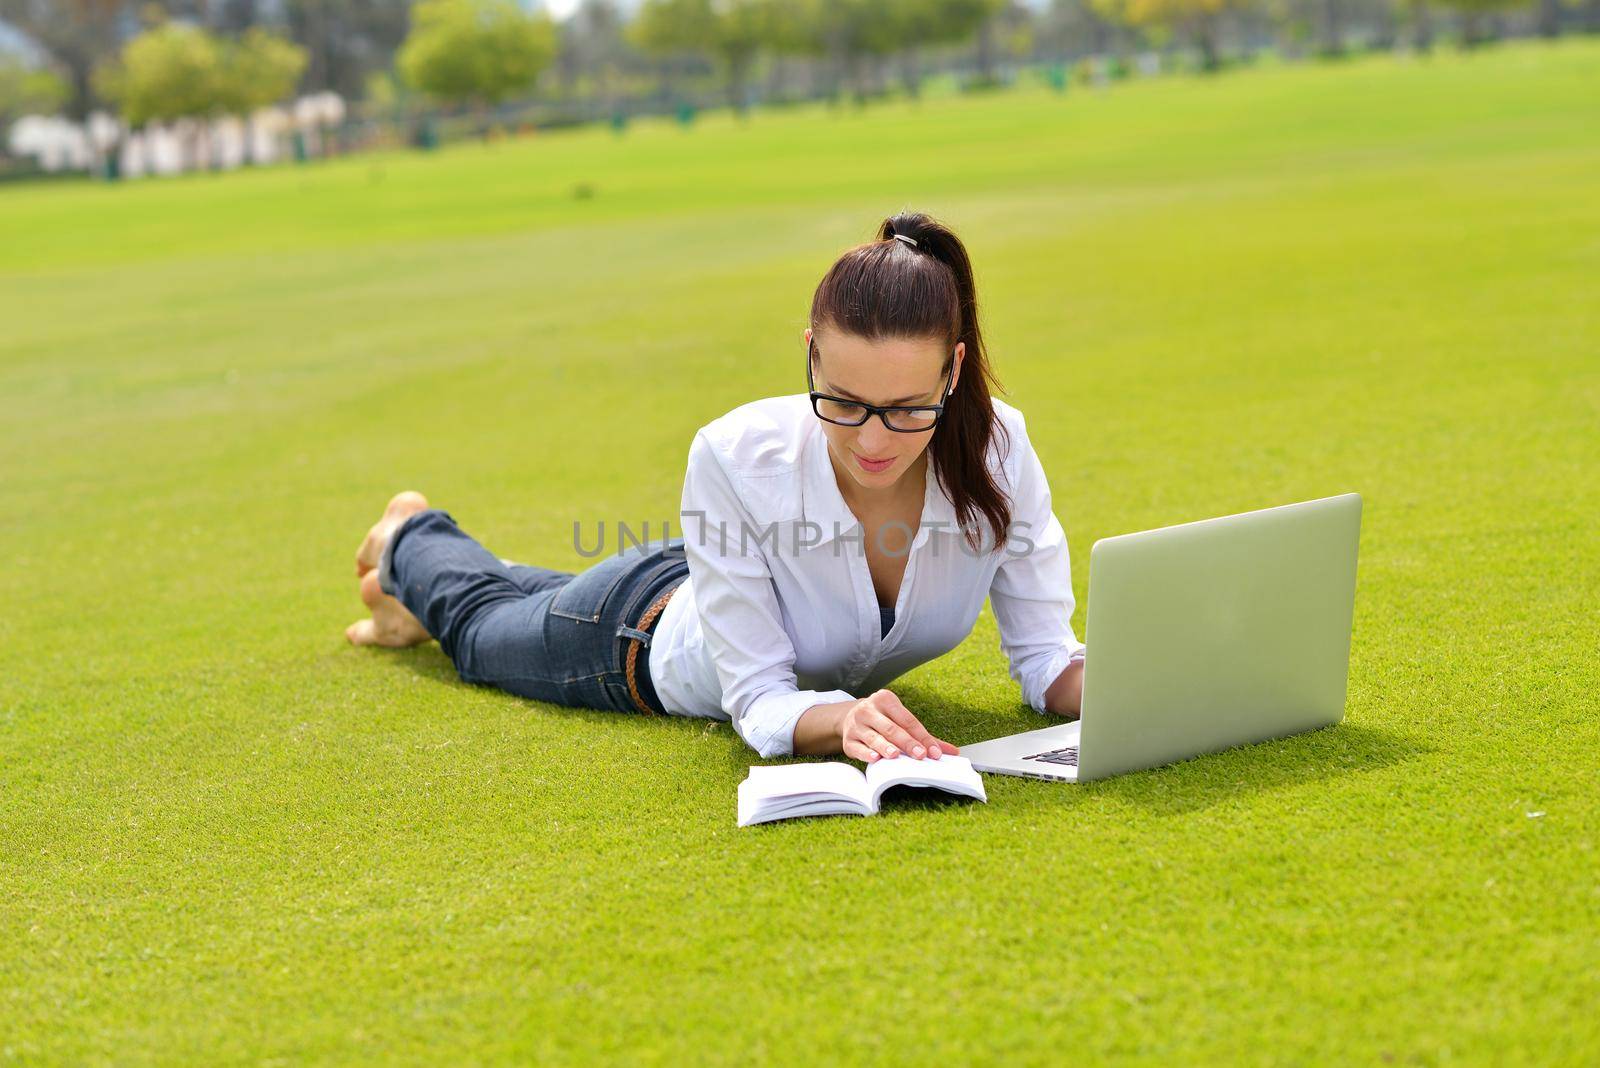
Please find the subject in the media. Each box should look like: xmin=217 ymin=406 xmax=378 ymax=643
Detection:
xmin=988 ymin=416 xmax=1086 ymax=713
xmin=679 ymin=430 xmax=855 ymax=757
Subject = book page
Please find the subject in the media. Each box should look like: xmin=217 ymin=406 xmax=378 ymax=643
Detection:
xmin=737 ymin=762 xmax=872 ymax=826
xmin=864 ymin=755 xmax=987 ymax=812
xmin=742 ymin=762 xmax=870 ymax=804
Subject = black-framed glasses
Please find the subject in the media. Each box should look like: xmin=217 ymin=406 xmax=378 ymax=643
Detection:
xmin=807 ymin=338 xmax=955 ymax=433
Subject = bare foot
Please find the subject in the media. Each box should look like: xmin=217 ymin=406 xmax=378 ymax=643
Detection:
xmin=346 ymin=491 xmax=432 ymax=647
xmin=356 ymin=491 xmax=430 ymax=577
xmin=346 ymin=570 xmax=431 ymax=647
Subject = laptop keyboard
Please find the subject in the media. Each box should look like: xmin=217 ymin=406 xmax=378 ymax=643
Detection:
xmin=1023 ymin=746 xmax=1079 ymax=767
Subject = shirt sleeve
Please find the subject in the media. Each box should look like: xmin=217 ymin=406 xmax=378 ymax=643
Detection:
xmin=987 ymin=414 xmax=1086 ymax=714
xmin=678 ymin=430 xmax=856 ymax=758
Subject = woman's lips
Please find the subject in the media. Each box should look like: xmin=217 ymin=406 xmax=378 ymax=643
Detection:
xmin=855 ymin=453 xmax=894 ymax=472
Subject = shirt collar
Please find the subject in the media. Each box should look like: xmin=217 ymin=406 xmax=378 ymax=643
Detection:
xmin=799 ymin=411 xmax=962 ymax=548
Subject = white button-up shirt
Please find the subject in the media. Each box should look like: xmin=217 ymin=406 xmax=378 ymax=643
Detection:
xmin=648 ymin=392 xmax=1086 ymax=758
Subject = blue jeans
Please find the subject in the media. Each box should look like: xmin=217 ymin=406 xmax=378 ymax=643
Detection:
xmin=377 ymin=509 xmax=688 ymax=715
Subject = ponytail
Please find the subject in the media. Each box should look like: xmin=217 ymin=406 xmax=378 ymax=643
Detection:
xmin=807 ymin=210 xmax=1012 ymax=553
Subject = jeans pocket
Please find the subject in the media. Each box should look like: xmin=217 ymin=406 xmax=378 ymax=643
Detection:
xmin=548 ymin=554 xmax=633 ymax=623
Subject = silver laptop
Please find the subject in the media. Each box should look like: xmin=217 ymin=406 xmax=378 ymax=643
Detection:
xmin=962 ymin=493 xmax=1362 ymax=782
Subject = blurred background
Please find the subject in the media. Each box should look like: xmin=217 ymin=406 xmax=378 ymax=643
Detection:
xmin=3 ymin=0 xmax=1596 ymax=179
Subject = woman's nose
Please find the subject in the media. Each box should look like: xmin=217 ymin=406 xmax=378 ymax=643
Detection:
xmin=856 ymin=422 xmax=896 ymax=456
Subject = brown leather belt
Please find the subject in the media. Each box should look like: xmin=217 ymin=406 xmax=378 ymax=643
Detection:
xmin=623 ymin=581 xmax=682 ymax=716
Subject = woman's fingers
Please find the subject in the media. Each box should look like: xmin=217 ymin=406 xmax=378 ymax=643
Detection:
xmin=867 ymin=711 xmax=926 ymax=758
xmin=843 ymin=738 xmax=877 ymax=762
xmin=845 ymin=727 xmax=958 ymax=761
xmin=884 ymin=710 xmax=936 ymax=753
xmin=874 ymin=691 xmax=941 ymax=757
xmin=855 ymin=727 xmax=900 ymax=761
xmin=844 ymin=693 xmax=960 ymax=763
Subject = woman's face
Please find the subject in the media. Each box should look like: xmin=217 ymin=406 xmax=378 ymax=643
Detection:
xmin=806 ymin=327 xmax=964 ymax=497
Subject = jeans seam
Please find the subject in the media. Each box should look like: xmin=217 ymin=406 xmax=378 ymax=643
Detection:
xmin=467 ymin=672 xmax=563 ymax=686
xmin=561 ymin=670 xmax=619 ymax=684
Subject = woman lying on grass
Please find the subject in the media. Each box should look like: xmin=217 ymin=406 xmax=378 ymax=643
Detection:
xmin=346 ymin=210 xmax=1086 ymax=762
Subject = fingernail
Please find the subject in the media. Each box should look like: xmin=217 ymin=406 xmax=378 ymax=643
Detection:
xmin=912 ymin=745 xmax=925 ymax=758
xmin=886 ymin=748 xmax=899 ymax=758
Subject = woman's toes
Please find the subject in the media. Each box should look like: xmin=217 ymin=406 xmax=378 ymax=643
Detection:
xmin=356 ymin=523 xmax=389 ymax=577
xmin=384 ymin=490 xmax=429 ymax=519
xmin=355 ymin=491 xmax=431 ymax=577
xmin=356 ymin=530 xmax=378 ymax=577
xmin=351 ymin=569 xmax=429 ymax=647
xmin=349 ymin=492 xmax=433 ymax=644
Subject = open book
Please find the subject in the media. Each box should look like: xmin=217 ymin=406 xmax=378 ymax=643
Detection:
xmin=737 ymin=755 xmax=987 ymax=827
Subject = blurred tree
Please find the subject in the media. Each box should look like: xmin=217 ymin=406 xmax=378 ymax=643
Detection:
xmin=1286 ymin=0 xmax=1350 ymax=54
xmin=760 ymin=0 xmax=829 ymax=99
xmin=632 ymin=0 xmax=773 ymax=114
xmin=1261 ymin=0 xmax=1311 ymax=56
xmin=217 ymin=28 xmax=308 ymax=112
xmin=398 ymin=0 xmax=556 ymax=115
xmin=1398 ymin=0 xmax=1437 ymax=49
xmin=968 ymin=0 xmax=1001 ymax=82
xmin=1039 ymin=0 xmax=1129 ymax=62
xmin=1318 ymin=0 xmax=1346 ymax=53
xmin=0 ymin=57 xmax=69 ymax=130
xmin=1001 ymin=2 xmax=1038 ymax=62
xmin=986 ymin=0 xmax=1040 ymax=77
xmin=1092 ymin=0 xmax=1234 ymax=69
xmin=711 ymin=0 xmax=776 ymax=112
xmin=93 ymin=18 xmax=230 ymax=170
xmin=216 ymin=28 xmax=308 ymax=161
xmin=363 ymin=67 xmax=402 ymax=111
xmin=0 ymin=0 xmax=132 ymax=117
xmin=283 ymin=0 xmax=411 ymax=101
xmin=1436 ymin=0 xmax=1533 ymax=43
xmin=1252 ymin=0 xmax=1371 ymax=57
xmin=93 ymin=21 xmax=222 ymax=126
xmin=629 ymin=0 xmax=709 ymax=104
xmin=888 ymin=0 xmax=1004 ymax=96
xmin=814 ymin=0 xmax=902 ymax=101
xmin=555 ymin=0 xmax=634 ymax=105
xmin=1534 ymin=0 xmax=1560 ymax=33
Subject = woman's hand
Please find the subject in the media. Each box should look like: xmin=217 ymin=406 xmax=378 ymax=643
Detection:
xmin=839 ymin=689 xmax=959 ymax=763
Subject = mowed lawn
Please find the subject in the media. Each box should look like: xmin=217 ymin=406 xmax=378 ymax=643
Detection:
xmin=2 ymin=40 xmax=1598 ymax=1064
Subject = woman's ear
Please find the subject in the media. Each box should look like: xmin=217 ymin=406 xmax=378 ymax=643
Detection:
xmin=949 ymin=341 xmax=965 ymax=395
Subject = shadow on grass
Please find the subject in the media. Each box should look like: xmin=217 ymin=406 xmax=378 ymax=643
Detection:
xmin=893 ymin=679 xmax=1043 ymax=745
xmin=894 ymin=680 xmax=1428 ymax=817
xmin=384 ymin=639 xmax=467 ymax=687
xmin=1045 ymin=721 xmax=1426 ymax=816
xmin=384 ymin=643 xmax=459 ymax=687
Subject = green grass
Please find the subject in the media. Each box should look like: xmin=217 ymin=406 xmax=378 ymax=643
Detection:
xmin=3 ymin=40 xmax=1598 ymax=1064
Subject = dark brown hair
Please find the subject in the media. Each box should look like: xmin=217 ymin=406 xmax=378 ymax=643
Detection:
xmin=808 ymin=210 xmax=1012 ymax=553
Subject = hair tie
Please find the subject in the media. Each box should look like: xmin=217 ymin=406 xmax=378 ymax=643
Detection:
xmin=890 ymin=232 xmax=919 ymax=249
